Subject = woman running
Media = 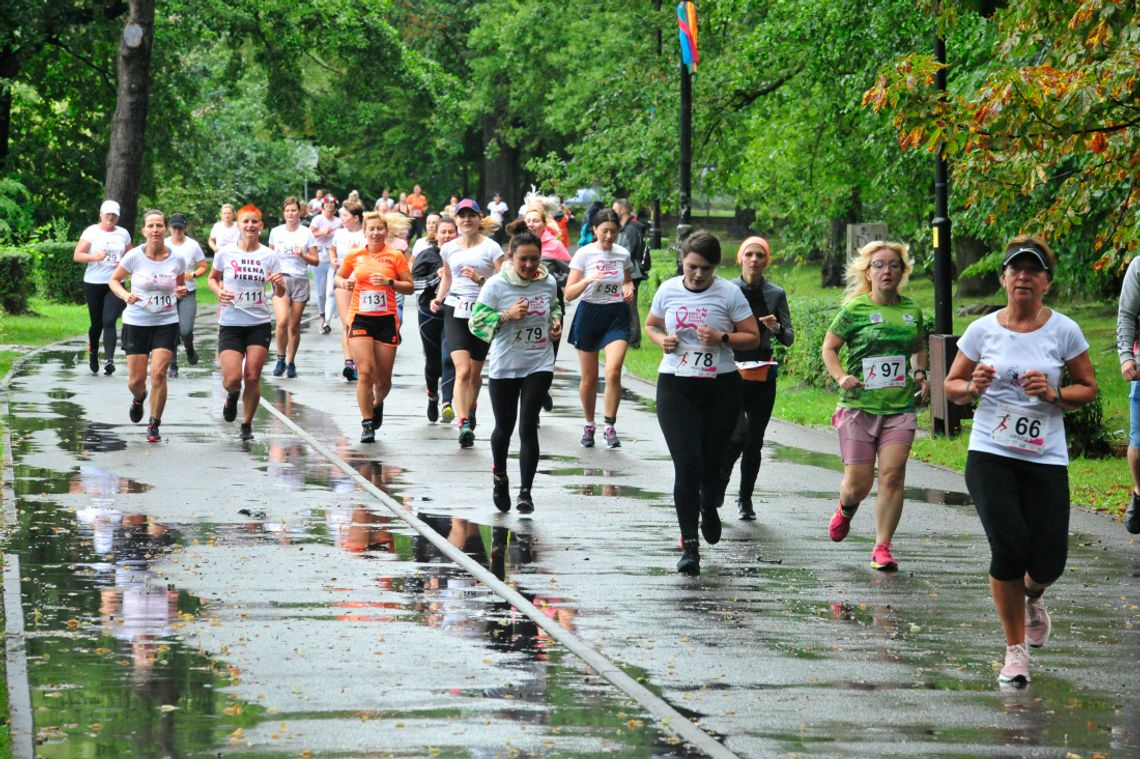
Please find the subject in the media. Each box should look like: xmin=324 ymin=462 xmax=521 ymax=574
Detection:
xmin=107 ymin=209 xmax=187 ymax=443
xmin=330 ymin=200 xmax=368 ymax=381
xmin=721 ymin=236 xmax=795 ymax=520
xmin=165 ymin=213 xmax=208 ymax=378
xmin=945 ymin=236 xmax=1096 ymax=687
xmin=309 ymin=194 xmax=341 ymax=334
xmin=208 ymin=205 xmax=285 ymax=442
xmin=430 ymin=199 xmax=504 ymax=448
xmin=208 ymin=203 xmax=241 ymax=254
xmin=269 ymin=197 xmax=318 ymax=378
xmin=523 ymin=203 xmax=571 ymax=411
xmin=821 ymin=241 xmax=929 ymax=571
xmin=645 ymin=231 xmax=759 ymax=576
xmin=336 ymin=211 xmax=414 ymax=442
xmin=74 ymin=200 xmax=132 ymax=376
xmin=565 ymin=208 xmax=634 ymax=448
xmin=470 ymin=230 xmax=561 ymax=514
xmin=413 ymin=215 xmax=458 ymax=422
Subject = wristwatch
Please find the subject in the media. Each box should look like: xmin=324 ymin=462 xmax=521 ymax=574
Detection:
xmin=721 ymin=332 xmax=730 ymax=345
xmin=387 ymin=278 xmax=394 ymax=287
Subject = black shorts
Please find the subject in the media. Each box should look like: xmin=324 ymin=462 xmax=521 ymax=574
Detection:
xmin=217 ymin=323 xmax=273 ymax=354
xmin=443 ymin=305 xmax=490 ymax=362
xmin=350 ymin=314 xmax=400 ymax=346
xmin=121 ymin=322 xmax=179 ymax=355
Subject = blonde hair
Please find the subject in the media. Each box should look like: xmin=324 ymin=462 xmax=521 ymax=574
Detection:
xmin=843 ymin=240 xmax=913 ymax=302
xmin=524 ymin=203 xmax=560 ymax=236
xmin=383 ymin=212 xmax=411 ymax=238
xmin=361 ymin=211 xmax=388 ymax=231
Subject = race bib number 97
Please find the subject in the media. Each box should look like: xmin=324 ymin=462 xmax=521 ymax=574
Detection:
xmin=861 ymin=355 xmax=906 ymax=390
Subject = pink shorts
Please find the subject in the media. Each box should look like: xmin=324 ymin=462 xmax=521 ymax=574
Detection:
xmin=832 ymin=407 xmax=917 ymax=465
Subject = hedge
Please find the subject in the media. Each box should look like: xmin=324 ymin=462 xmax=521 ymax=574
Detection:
xmin=33 ymin=242 xmax=85 ymax=304
xmin=0 ymin=249 xmax=34 ymax=314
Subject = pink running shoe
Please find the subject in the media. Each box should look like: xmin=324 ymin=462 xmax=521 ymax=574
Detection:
xmin=998 ymin=643 xmax=1030 ymax=686
xmin=870 ymin=542 xmax=899 ymax=571
xmin=828 ymin=503 xmax=854 ymax=542
xmin=1025 ymin=596 xmax=1051 ymax=648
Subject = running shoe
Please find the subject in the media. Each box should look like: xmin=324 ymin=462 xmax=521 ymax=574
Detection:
xmin=320 ymin=319 xmax=331 ymax=335
xmin=88 ymin=352 xmax=99 ymax=375
xmin=870 ymin=542 xmax=899 ymax=572
xmin=342 ymin=362 xmax=356 ymax=382
xmin=372 ymin=403 xmax=384 ymax=429
xmin=286 ymin=363 xmax=297 ymax=379
xmin=129 ymin=393 xmax=146 ymax=423
xmin=541 ymin=393 xmax=553 ymax=412
xmin=104 ymin=360 xmax=115 ymax=376
xmin=603 ymin=426 xmax=621 ymax=449
xmin=738 ymin=497 xmax=756 ymax=521
xmin=440 ymin=402 xmax=455 ymax=424
xmin=468 ymin=409 xmax=477 ymax=431
xmin=676 ymin=538 xmax=700 ymax=576
xmin=1125 ymin=491 xmax=1140 ymax=535
xmin=517 ymin=488 xmax=534 ymax=514
xmin=998 ymin=643 xmax=1030 ymax=687
xmin=1025 ymin=595 xmax=1051 ymax=648
xmin=700 ymin=504 xmax=722 ymax=545
xmin=146 ymin=417 xmax=161 ymax=443
xmin=580 ymin=423 xmax=596 ymax=448
xmin=426 ymin=392 xmax=439 ymax=423
xmin=493 ymin=474 xmax=510 ymax=513
xmin=239 ymin=423 xmax=254 ymax=442
xmin=458 ymin=418 xmax=475 ymax=448
xmin=168 ymin=365 xmax=179 ymax=379
xmin=222 ymin=391 xmax=239 ymax=423
xmin=185 ymin=343 xmax=199 ymax=365
xmin=360 ymin=420 xmax=375 ymax=444
xmin=828 ymin=502 xmax=855 ymax=542
xmin=272 ymin=357 xmax=287 ymax=377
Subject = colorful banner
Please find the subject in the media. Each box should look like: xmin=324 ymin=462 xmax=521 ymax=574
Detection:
xmin=677 ymin=2 xmax=699 ymax=74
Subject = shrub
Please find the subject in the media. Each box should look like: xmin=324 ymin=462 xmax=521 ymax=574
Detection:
xmin=33 ymin=241 xmax=85 ymax=304
xmin=0 ymin=249 xmax=34 ymax=314
xmin=777 ymin=296 xmax=840 ymax=390
xmin=1064 ymin=366 xmax=1111 ymax=458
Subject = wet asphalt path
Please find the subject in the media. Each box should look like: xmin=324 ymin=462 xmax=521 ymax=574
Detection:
xmin=2 ymin=303 xmax=1140 ymax=758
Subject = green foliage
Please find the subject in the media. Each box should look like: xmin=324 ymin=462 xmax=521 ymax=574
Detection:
xmin=0 ymin=249 xmax=34 ymax=314
xmin=0 ymin=177 xmax=34 ymax=244
xmin=777 ymin=297 xmax=838 ymax=391
xmin=33 ymin=242 xmax=85 ymax=305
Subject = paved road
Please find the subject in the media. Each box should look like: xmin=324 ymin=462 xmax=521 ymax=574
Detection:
xmin=2 ymin=304 xmax=1139 ymax=757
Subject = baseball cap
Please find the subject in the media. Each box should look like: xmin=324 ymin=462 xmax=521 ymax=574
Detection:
xmin=1001 ymin=244 xmax=1051 ymax=275
xmin=454 ymin=198 xmax=481 ymax=215
xmin=100 ymin=200 xmax=121 ymax=216
xmin=169 ymin=213 xmax=188 ymax=228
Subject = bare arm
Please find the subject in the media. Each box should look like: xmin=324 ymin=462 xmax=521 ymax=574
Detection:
xmin=822 ymin=331 xmax=860 ymax=391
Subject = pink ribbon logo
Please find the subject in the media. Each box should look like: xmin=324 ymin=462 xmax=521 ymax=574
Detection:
xmin=675 ymin=305 xmax=700 ymax=330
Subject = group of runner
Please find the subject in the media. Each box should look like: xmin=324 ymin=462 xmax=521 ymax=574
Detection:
xmin=77 ymin=197 xmax=1099 ymax=688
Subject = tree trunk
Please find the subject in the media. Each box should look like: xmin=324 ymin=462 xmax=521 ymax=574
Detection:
xmin=482 ymin=111 xmax=518 ymax=213
xmin=727 ymin=206 xmax=756 ymax=239
xmin=0 ymin=46 xmax=20 ymax=170
xmin=955 ymin=233 xmax=998 ymax=297
xmin=103 ymin=0 xmax=155 ymax=235
xmin=821 ymin=187 xmax=861 ymax=287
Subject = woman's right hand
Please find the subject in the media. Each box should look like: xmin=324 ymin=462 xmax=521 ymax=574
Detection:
xmin=838 ymin=375 xmax=862 ymax=391
xmin=971 ymin=362 xmax=997 ymax=394
xmin=660 ymin=333 xmax=679 ymax=354
xmin=92 ymin=250 xmax=107 ymax=262
xmin=218 ymin=288 xmax=235 ymax=306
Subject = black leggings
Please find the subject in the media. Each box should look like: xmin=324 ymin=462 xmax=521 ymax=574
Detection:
xmin=722 ymin=375 xmax=778 ymax=500
xmin=489 ymin=372 xmax=553 ymax=490
xmin=418 ymin=304 xmax=455 ymax=403
xmin=965 ymin=450 xmax=1070 ymax=583
xmin=656 ymin=372 xmax=741 ymax=541
xmin=84 ymin=282 xmax=126 ymax=361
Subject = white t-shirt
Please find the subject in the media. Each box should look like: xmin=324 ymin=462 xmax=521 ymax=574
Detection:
xmin=80 ymin=224 xmax=132 ymax=285
xmin=957 ymin=310 xmax=1089 ymax=465
xmin=268 ymin=224 xmax=317 ymax=278
xmin=477 ymin=273 xmax=559 ymax=379
xmin=411 ymin=236 xmax=432 ymax=258
xmin=441 ymin=237 xmax=505 ymax=317
xmin=118 ymin=249 xmax=183 ymax=327
xmin=212 ymin=244 xmax=281 ymax=327
xmin=331 ymin=227 xmax=366 ymax=265
xmin=166 ymin=236 xmax=205 ymax=292
xmin=570 ymin=243 xmax=632 ymax=305
xmin=487 ymin=200 xmax=509 ymax=223
xmin=210 ymin=221 xmax=241 ymax=251
xmin=308 ymin=214 xmax=341 ymax=262
xmin=650 ymin=277 xmax=753 ymax=377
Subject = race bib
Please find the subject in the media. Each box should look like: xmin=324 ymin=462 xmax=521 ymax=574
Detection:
xmin=861 ymin=355 xmax=907 ymax=390
xmin=989 ymin=402 xmax=1048 ymax=454
xmin=234 ymin=287 xmax=265 ymax=309
xmin=453 ymin=296 xmax=476 ymax=318
xmin=143 ymin=293 xmax=175 ymax=313
xmin=676 ymin=347 xmax=719 ymax=378
xmin=358 ymin=289 xmax=389 ymax=314
xmin=103 ymin=248 xmax=123 ymax=267
xmin=598 ymin=281 xmax=624 ymax=302
xmin=507 ymin=324 xmax=547 ymax=352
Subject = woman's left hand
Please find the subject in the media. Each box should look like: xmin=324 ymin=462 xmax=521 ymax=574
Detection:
xmin=550 ymin=319 xmax=562 ymax=340
xmin=917 ymin=378 xmax=930 ymax=403
xmin=696 ymin=325 xmax=722 ymax=346
xmin=175 ymin=285 xmax=188 ymax=299
xmin=1020 ymin=369 xmax=1052 ymax=401
xmin=622 ymin=282 xmax=635 ymax=302
xmin=758 ymin=314 xmax=779 ymax=332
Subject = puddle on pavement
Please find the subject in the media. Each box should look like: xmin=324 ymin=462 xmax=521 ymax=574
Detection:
xmin=539 ymin=466 xmax=630 ymax=478
xmin=791 ymin=487 xmax=972 ymax=507
xmin=1 ymin=371 xmax=700 ymax=757
xmin=565 ymin=483 xmax=668 ymax=500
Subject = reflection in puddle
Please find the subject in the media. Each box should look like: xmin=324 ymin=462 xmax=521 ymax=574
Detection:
xmin=767 ymin=442 xmax=844 ymax=472
xmin=539 ymin=467 xmax=629 ymax=478
xmin=567 ymin=483 xmax=668 ymax=500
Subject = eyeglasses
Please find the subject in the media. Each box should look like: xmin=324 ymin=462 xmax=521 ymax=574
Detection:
xmin=870 ymin=261 xmax=903 ymax=271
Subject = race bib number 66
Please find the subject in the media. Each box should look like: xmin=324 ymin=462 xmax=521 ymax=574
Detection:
xmin=990 ymin=402 xmax=1048 ymax=454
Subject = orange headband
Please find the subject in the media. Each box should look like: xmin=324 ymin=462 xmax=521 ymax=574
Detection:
xmin=737 ymin=235 xmax=770 ymax=264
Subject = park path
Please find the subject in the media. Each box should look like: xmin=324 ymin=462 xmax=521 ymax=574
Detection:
xmin=2 ymin=303 xmax=1139 ymax=757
